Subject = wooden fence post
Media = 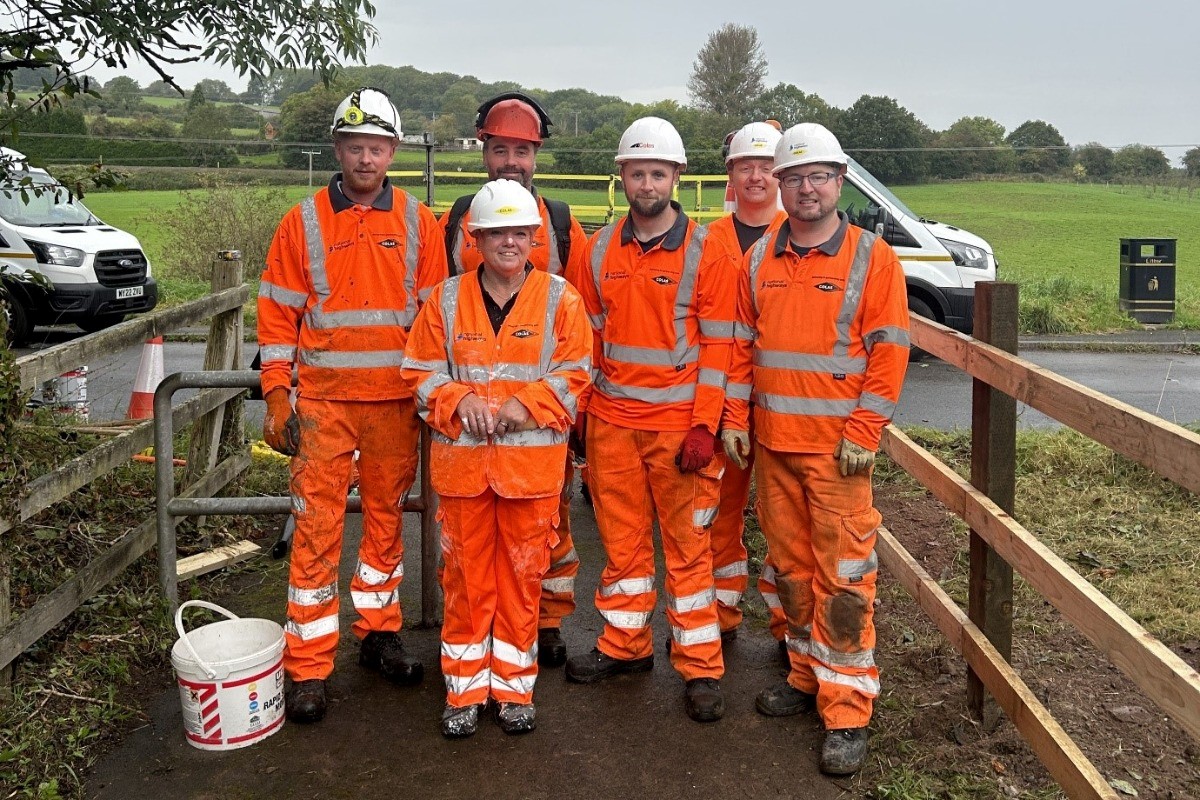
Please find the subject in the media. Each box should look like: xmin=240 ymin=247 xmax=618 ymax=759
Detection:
xmin=967 ymin=281 xmax=1019 ymax=726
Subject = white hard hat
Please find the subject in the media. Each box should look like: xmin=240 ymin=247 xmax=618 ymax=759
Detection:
xmin=615 ymin=116 xmax=687 ymax=166
xmin=331 ymin=87 xmax=401 ymax=140
xmin=725 ymin=121 xmax=783 ymax=164
xmin=467 ymin=179 xmax=543 ymax=231
xmin=773 ymin=123 xmax=847 ymax=175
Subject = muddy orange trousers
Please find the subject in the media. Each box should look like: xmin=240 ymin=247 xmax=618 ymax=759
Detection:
xmin=283 ymin=397 xmax=419 ymax=682
xmin=439 ymin=490 xmax=557 ymax=707
xmin=754 ymin=445 xmax=881 ymax=730
xmin=711 ymin=452 xmax=751 ymax=633
xmin=586 ymin=418 xmax=725 ymax=680
xmin=540 ymin=458 xmax=578 ymax=629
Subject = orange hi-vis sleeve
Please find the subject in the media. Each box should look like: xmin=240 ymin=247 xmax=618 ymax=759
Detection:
xmin=440 ymin=194 xmax=589 ymax=279
xmin=257 ymin=185 xmax=448 ymax=401
xmin=579 ymin=211 xmax=736 ymax=434
xmin=401 ymin=269 xmax=592 ymax=499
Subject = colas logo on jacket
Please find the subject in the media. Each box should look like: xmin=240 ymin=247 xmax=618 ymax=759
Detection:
xmin=377 ymin=238 xmax=400 ymax=249
xmin=512 ymin=328 xmax=539 ymax=339
xmin=814 ymin=281 xmax=842 ymax=292
xmin=652 ymin=275 xmax=676 ymax=286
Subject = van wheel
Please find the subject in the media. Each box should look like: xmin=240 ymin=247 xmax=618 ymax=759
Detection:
xmin=908 ymin=297 xmax=936 ymax=362
xmin=77 ymin=314 xmax=126 ymax=334
xmin=2 ymin=290 xmax=32 ymax=347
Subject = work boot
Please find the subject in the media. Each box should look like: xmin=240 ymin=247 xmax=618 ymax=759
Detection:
xmin=538 ymin=627 xmax=567 ymax=668
xmin=684 ymin=678 xmax=725 ymax=722
xmin=359 ymin=631 xmax=424 ymax=686
xmin=565 ymin=648 xmax=653 ymax=683
xmin=496 ymin=702 xmax=537 ymax=735
xmin=441 ymin=703 xmax=480 ymax=738
xmin=285 ymin=678 xmax=327 ymax=724
xmin=755 ymin=680 xmax=817 ymax=717
xmin=820 ymin=727 xmax=870 ymax=776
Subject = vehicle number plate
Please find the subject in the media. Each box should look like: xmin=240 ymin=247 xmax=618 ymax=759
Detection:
xmin=115 ymin=286 xmax=144 ymax=299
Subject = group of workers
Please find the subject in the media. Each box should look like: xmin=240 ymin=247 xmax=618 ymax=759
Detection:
xmin=257 ymin=86 xmax=909 ymax=776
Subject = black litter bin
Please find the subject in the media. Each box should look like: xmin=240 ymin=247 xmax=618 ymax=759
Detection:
xmin=1119 ymin=238 xmax=1176 ymax=323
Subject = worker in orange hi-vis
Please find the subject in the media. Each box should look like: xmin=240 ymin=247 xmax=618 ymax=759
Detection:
xmin=562 ymin=116 xmax=737 ymax=724
xmin=402 ymin=179 xmax=592 ymax=739
xmin=256 ymin=87 xmax=448 ymax=725
xmin=722 ymin=123 xmax=910 ymax=776
xmin=437 ymin=92 xmax=591 ymax=669
xmin=705 ymin=121 xmax=788 ymax=650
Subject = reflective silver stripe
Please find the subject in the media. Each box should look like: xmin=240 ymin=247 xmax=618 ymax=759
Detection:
xmin=418 ymin=285 xmax=435 ymax=303
xmin=864 ymin=325 xmax=911 ymax=351
xmin=401 ymin=192 xmax=420 ymax=319
xmin=299 ymin=197 xmax=329 ymax=298
xmin=716 ymin=589 xmax=743 ymax=606
xmin=698 ymin=367 xmax=726 ymax=388
xmin=762 ymin=592 xmax=782 ymax=609
xmin=671 ymin=227 xmax=706 ymax=365
xmin=415 ymin=373 xmax=453 ymax=412
xmin=299 ymin=349 xmax=406 ymax=369
xmin=459 ymin=363 xmax=544 ymax=383
xmin=809 ymin=640 xmax=877 ymax=670
xmin=549 ymin=357 xmax=591 ymax=374
xmin=785 ymin=633 xmax=811 ymax=655
xmin=493 ymin=637 xmax=537 ymax=670
xmin=291 ymin=495 xmax=306 ymax=514
xmin=813 ymin=664 xmax=880 ymax=696
xmin=545 ymin=204 xmax=562 ymax=275
xmin=838 ymin=551 xmax=879 ymax=580
xmin=351 ymin=588 xmax=399 ymax=609
xmin=755 ymin=392 xmax=858 ymax=417
xmin=671 ymin=622 xmax=721 ymax=646
xmin=832 ymin=231 xmax=877 ymax=360
xmin=260 ymin=280 xmax=308 ymax=308
xmin=713 ymin=560 xmax=749 ymax=579
xmin=747 ymin=234 xmax=772 ymax=315
xmin=754 ymin=350 xmax=866 ymax=375
xmin=669 ymin=587 xmax=715 ymax=613
xmin=357 ymin=561 xmax=391 ymax=586
xmin=401 ymin=357 xmax=446 ymax=373
xmin=587 ymin=312 xmax=606 ymax=330
xmin=733 ymin=321 xmax=757 ymax=341
xmin=260 ymin=344 xmax=296 ymax=362
xmin=491 ymin=672 xmax=537 ymax=695
xmin=441 ymin=276 xmax=463 ymax=365
xmin=551 ymin=547 xmax=579 ymax=568
xmin=604 ymin=342 xmax=698 ymax=368
xmin=288 ymin=582 xmax=337 ymax=606
xmin=540 ymin=275 xmax=567 ymax=371
xmin=442 ymin=639 xmax=492 ymax=661
xmin=859 ymin=392 xmax=898 ymax=419
xmin=451 ymin=218 xmax=465 ymax=275
xmin=305 ymin=307 xmax=417 ymax=330
xmin=760 ymin=563 xmax=777 ymax=585
xmin=600 ymin=609 xmax=652 ymax=629
xmin=693 ymin=505 xmax=718 ymax=527
xmin=545 ymin=374 xmax=577 ymax=419
xmin=285 ymin=614 xmax=339 ymax=641
xmin=589 ymin=223 xmax=617 ymax=326
xmin=726 ymin=382 xmax=751 ymax=401
xmin=541 ymin=576 xmax=575 ymax=593
xmin=599 ymin=576 xmax=655 ymax=598
xmin=699 ymin=318 xmax=733 ymax=338
xmin=445 ymin=668 xmax=491 ymax=697
xmin=430 ymin=427 xmax=568 ymax=448
xmin=596 ymin=376 xmax=695 ymax=404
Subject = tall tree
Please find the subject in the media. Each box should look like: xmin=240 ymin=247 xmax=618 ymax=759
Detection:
xmin=1184 ymin=147 xmax=1200 ymax=179
xmin=1072 ymin=142 xmax=1115 ymax=180
xmin=1006 ymin=120 xmax=1069 ymax=174
xmin=278 ymin=83 xmax=346 ymax=170
xmin=1113 ymin=144 xmax=1170 ymax=177
xmin=687 ymin=23 xmax=767 ymax=119
xmin=839 ymin=95 xmax=927 ymax=183
xmin=193 ymin=79 xmax=237 ymax=103
xmin=749 ymin=83 xmax=839 ymax=130
xmin=929 ymin=116 xmax=1012 ymax=178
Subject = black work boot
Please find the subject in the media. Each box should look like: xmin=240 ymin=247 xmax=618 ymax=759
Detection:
xmin=359 ymin=631 xmax=424 ymax=686
xmin=684 ymin=678 xmax=725 ymax=722
xmin=564 ymin=648 xmax=653 ymax=683
xmin=496 ymin=702 xmax=537 ymax=735
xmin=820 ymin=727 xmax=870 ymax=776
xmin=537 ymin=627 xmax=567 ymax=668
xmin=441 ymin=703 xmax=480 ymax=738
xmin=285 ymin=678 xmax=327 ymax=723
xmin=755 ymin=680 xmax=817 ymax=717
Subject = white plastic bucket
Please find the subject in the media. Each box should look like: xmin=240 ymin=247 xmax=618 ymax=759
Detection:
xmin=170 ymin=600 xmax=286 ymax=751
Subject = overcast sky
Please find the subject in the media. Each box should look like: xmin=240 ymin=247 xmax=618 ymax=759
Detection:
xmin=94 ymin=0 xmax=1199 ymax=161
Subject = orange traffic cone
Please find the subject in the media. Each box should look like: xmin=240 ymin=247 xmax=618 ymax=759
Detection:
xmin=127 ymin=336 xmax=164 ymax=419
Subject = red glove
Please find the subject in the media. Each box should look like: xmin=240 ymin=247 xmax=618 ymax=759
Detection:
xmin=676 ymin=426 xmax=715 ymax=472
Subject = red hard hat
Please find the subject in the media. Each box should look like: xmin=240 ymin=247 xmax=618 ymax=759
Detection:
xmin=477 ymin=98 xmax=544 ymax=144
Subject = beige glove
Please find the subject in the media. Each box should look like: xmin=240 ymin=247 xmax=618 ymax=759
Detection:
xmin=834 ymin=437 xmax=875 ymax=477
xmin=720 ymin=429 xmax=751 ymax=470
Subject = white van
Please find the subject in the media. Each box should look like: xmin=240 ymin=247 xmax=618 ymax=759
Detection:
xmin=839 ymin=157 xmax=996 ymax=334
xmin=1 ymin=149 xmax=157 ymax=346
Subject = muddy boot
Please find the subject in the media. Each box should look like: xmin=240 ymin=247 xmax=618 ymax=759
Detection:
xmin=820 ymin=727 xmax=870 ymax=776
xmin=537 ymin=627 xmax=567 ymax=668
xmin=755 ymin=680 xmax=816 ymax=717
xmin=441 ymin=703 xmax=480 ymax=738
xmin=565 ymin=648 xmax=653 ymax=683
xmin=359 ymin=631 xmax=424 ymax=686
xmin=285 ymin=679 xmax=327 ymax=724
xmin=497 ymin=702 xmax=537 ymax=735
xmin=684 ymin=678 xmax=725 ymax=722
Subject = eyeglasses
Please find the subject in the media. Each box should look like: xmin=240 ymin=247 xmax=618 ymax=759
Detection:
xmin=779 ymin=171 xmax=838 ymax=189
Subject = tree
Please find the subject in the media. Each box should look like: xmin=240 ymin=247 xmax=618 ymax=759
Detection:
xmin=143 ymin=79 xmax=179 ymax=98
xmin=1072 ymin=142 xmax=1115 ymax=180
xmin=749 ymin=83 xmax=839 ymax=130
xmin=193 ymin=79 xmax=237 ymax=103
xmin=102 ymin=75 xmax=144 ymax=114
xmin=928 ymin=116 xmax=1012 ymax=178
xmin=1113 ymin=144 xmax=1170 ymax=177
xmin=839 ymin=95 xmax=927 ymax=183
xmin=181 ymin=93 xmax=235 ymax=166
xmin=1006 ymin=120 xmax=1069 ymax=174
xmin=429 ymin=113 xmax=461 ymax=146
xmin=1182 ymin=147 xmax=1200 ymax=178
xmin=278 ymin=84 xmax=346 ymax=170
xmin=687 ymin=23 xmax=767 ymax=119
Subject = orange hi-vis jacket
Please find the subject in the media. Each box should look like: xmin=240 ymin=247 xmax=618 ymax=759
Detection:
xmin=726 ymin=215 xmax=910 ymax=453
xmin=439 ymin=191 xmax=589 ymax=278
xmin=705 ymin=209 xmax=788 ymax=263
xmin=401 ymin=269 xmax=592 ymax=499
xmin=257 ymin=176 xmax=448 ymax=401
xmin=576 ymin=204 xmax=737 ymax=434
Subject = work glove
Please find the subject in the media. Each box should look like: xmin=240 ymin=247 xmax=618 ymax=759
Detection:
xmin=264 ymin=389 xmax=300 ymax=456
xmin=569 ymin=412 xmax=587 ymax=463
xmin=676 ymin=426 xmax=716 ymax=473
xmin=834 ymin=437 xmax=875 ymax=477
xmin=720 ymin=429 xmax=751 ymax=470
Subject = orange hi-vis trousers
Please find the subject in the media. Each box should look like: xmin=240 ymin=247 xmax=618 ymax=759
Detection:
xmin=754 ymin=445 xmax=882 ymax=730
xmin=284 ymin=397 xmax=420 ymax=682
xmin=711 ymin=452 xmax=750 ymax=633
xmin=757 ymin=554 xmax=788 ymax=642
xmin=540 ymin=458 xmax=578 ymax=629
xmin=439 ymin=490 xmax=558 ymax=708
xmin=587 ymin=418 xmax=725 ymax=680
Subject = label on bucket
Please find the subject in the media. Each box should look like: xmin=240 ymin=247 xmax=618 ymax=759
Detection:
xmin=177 ymin=659 xmax=285 ymax=751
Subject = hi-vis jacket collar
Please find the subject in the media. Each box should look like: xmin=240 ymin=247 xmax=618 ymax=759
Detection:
xmin=329 ymin=174 xmax=394 ymax=213
xmin=773 ymin=210 xmax=849 ymax=257
xmin=619 ymin=201 xmax=689 ymax=251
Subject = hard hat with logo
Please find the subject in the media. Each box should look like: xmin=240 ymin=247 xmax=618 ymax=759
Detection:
xmin=331 ymin=87 xmax=401 ymax=140
xmin=475 ymin=92 xmax=553 ymax=144
xmin=615 ymin=116 xmax=687 ymax=166
xmin=772 ymin=122 xmax=847 ymax=174
xmin=466 ymin=179 xmax=543 ymax=231
xmin=724 ymin=121 xmax=783 ymax=164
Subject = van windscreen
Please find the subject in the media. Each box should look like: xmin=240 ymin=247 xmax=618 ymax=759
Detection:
xmin=0 ymin=173 xmax=99 ymax=227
